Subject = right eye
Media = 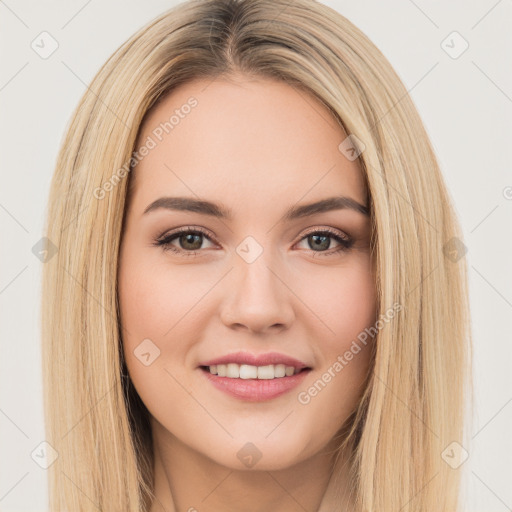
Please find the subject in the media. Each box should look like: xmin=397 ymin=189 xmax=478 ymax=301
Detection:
xmin=154 ymin=227 xmax=217 ymax=256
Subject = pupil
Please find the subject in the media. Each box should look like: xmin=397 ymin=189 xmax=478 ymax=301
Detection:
xmin=182 ymin=233 xmax=202 ymax=250
xmin=311 ymin=234 xmax=329 ymax=250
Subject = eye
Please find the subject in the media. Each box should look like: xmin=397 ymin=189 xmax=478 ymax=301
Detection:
xmin=153 ymin=226 xmax=216 ymax=256
xmin=295 ymin=227 xmax=354 ymax=257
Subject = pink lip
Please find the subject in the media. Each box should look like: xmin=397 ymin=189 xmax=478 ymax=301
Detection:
xmin=200 ymin=367 xmax=311 ymax=402
xmin=198 ymin=351 xmax=311 ymax=370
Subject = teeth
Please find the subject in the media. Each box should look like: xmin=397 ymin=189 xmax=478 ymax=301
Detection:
xmin=257 ymin=365 xmax=274 ymax=380
xmin=240 ymin=364 xmax=257 ymax=379
xmin=226 ymin=363 xmax=239 ymax=378
xmin=274 ymin=364 xmax=286 ymax=378
xmin=208 ymin=363 xmax=301 ymax=379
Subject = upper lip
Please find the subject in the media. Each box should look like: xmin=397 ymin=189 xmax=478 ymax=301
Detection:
xmin=199 ymin=351 xmax=311 ymax=370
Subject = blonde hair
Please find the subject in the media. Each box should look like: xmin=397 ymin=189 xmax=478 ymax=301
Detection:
xmin=41 ymin=0 xmax=473 ymax=510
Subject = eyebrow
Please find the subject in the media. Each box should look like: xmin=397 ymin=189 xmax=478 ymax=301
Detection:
xmin=143 ymin=195 xmax=370 ymax=220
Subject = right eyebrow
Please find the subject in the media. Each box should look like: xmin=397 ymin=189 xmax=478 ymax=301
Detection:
xmin=143 ymin=196 xmax=232 ymax=219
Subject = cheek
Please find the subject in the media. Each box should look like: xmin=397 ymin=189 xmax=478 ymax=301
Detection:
xmin=118 ymin=250 xmax=215 ymax=343
xmin=294 ymin=258 xmax=376 ymax=416
xmin=331 ymin=269 xmax=376 ymax=342
xmin=118 ymin=251 xmax=203 ymax=419
xmin=118 ymin=249 xmax=221 ymax=406
xmin=303 ymin=256 xmax=376 ymax=345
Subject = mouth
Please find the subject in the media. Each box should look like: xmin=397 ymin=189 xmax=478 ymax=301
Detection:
xmin=200 ymin=363 xmax=309 ymax=379
xmin=198 ymin=357 xmax=312 ymax=401
xmin=197 ymin=351 xmax=313 ymax=401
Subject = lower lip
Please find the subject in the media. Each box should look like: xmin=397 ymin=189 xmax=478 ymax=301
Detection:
xmin=200 ymin=368 xmax=311 ymax=402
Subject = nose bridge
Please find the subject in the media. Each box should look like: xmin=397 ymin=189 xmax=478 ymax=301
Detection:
xmin=238 ymin=250 xmax=281 ymax=300
xmin=220 ymin=237 xmax=294 ymax=332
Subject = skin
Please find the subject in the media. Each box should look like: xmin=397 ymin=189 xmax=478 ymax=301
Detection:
xmin=118 ymin=74 xmax=376 ymax=512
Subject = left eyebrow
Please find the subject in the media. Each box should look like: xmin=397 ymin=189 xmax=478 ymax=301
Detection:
xmin=282 ymin=196 xmax=370 ymax=220
xmin=142 ymin=195 xmax=370 ymax=220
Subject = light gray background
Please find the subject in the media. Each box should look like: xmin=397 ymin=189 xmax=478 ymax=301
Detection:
xmin=1 ymin=1 xmax=511 ymax=510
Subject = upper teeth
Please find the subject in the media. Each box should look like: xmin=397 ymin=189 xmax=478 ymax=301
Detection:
xmin=208 ymin=363 xmax=299 ymax=379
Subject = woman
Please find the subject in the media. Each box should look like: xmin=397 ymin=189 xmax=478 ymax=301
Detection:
xmin=41 ymin=0 xmax=472 ymax=510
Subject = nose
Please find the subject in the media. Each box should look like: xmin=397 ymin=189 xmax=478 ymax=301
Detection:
xmin=219 ymin=253 xmax=295 ymax=334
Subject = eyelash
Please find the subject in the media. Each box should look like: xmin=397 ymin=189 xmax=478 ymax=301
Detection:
xmin=153 ymin=226 xmax=354 ymax=258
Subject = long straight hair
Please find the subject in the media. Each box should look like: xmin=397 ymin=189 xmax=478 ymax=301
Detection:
xmin=41 ymin=0 xmax=472 ymax=510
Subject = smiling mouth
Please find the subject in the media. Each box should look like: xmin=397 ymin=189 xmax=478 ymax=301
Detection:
xmin=200 ymin=363 xmax=310 ymax=380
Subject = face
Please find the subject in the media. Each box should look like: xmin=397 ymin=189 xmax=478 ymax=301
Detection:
xmin=118 ymin=75 xmax=376 ymax=471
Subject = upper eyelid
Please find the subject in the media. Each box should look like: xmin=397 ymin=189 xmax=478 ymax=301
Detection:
xmin=300 ymin=226 xmax=349 ymax=239
xmin=157 ymin=226 xmax=214 ymax=243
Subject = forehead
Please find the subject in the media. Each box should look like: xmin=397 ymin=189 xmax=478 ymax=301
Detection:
xmin=130 ymin=76 xmax=366 ymax=209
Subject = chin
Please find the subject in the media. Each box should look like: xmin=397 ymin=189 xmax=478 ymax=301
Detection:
xmin=204 ymin=435 xmax=316 ymax=472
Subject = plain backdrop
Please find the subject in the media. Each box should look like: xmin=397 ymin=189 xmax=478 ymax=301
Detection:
xmin=1 ymin=1 xmax=511 ymax=510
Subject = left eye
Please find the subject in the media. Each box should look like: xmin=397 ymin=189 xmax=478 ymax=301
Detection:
xmin=296 ymin=230 xmax=353 ymax=255
xmin=154 ymin=227 xmax=353 ymax=256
